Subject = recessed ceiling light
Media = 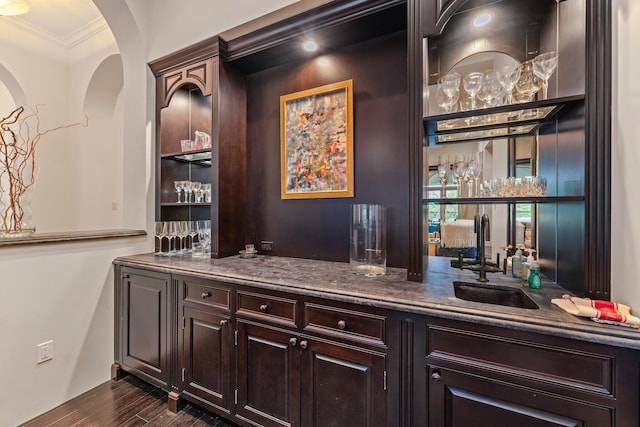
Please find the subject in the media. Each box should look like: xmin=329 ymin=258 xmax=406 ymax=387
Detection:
xmin=473 ymin=13 xmax=492 ymax=27
xmin=302 ymin=40 xmax=318 ymax=52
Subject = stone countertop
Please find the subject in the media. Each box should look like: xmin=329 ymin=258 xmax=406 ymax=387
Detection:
xmin=114 ymin=253 xmax=640 ymax=350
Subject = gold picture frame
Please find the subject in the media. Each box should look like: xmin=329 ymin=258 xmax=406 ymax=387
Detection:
xmin=280 ymin=79 xmax=354 ymax=199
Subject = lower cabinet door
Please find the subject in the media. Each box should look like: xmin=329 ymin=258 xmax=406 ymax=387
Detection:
xmin=427 ymin=366 xmax=613 ymax=427
xmin=236 ymin=320 xmax=300 ymax=427
xmin=181 ymin=306 xmax=232 ymax=413
xmin=300 ymin=338 xmax=386 ymax=427
xmin=121 ymin=268 xmax=170 ymax=389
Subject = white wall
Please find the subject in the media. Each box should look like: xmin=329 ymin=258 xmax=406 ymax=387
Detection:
xmin=611 ymin=0 xmax=640 ymax=309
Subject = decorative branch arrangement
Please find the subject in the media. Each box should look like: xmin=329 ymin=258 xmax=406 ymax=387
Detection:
xmin=0 ymin=105 xmax=88 ymax=236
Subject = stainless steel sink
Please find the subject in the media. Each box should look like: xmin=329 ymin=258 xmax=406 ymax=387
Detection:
xmin=453 ymin=281 xmax=539 ymax=309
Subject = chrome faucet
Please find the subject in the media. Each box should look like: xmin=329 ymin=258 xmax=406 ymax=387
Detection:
xmin=452 ymin=213 xmax=506 ymax=282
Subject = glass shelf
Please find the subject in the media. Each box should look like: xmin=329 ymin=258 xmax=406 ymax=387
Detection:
xmin=423 ymin=95 xmax=584 ymax=145
xmin=161 ymin=149 xmax=212 ymax=165
xmin=423 ymin=196 xmax=584 ymax=205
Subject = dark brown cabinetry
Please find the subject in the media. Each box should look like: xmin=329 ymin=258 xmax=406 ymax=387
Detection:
xmin=423 ymin=316 xmax=639 ymax=426
xmin=114 ymin=266 xmax=173 ymax=391
xmin=235 ymin=289 xmax=388 ymax=427
xmin=149 ymin=37 xmax=247 ymax=258
xmin=411 ymin=0 xmax=612 ymax=298
xmin=177 ymin=275 xmax=233 ymax=415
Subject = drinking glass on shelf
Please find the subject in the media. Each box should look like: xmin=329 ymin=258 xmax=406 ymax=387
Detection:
xmin=466 ymin=152 xmax=483 ymax=197
xmin=498 ymin=63 xmax=522 ymax=105
xmin=435 ymin=83 xmax=458 ymax=113
xmin=463 ymin=72 xmax=484 ymax=110
xmin=178 ymin=220 xmax=189 ymax=254
xmin=196 ymin=220 xmax=212 ymax=258
xmin=477 ymin=70 xmax=503 ymax=108
xmin=515 ymin=60 xmax=543 ymax=102
xmin=532 ymin=51 xmax=558 ymax=100
xmin=154 ymin=221 xmax=166 ymax=255
xmin=437 ymin=155 xmax=449 ymax=198
xmin=184 ymin=181 xmax=193 ymax=203
xmin=439 ymin=72 xmax=460 ymax=98
xmin=191 ymin=182 xmax=202 ymax=203
xmin=187 ymin=221 xmax=198 ymax=254
xmin=167 ymin=221 xmax=179 ymax=255
xmin=201 ymin=183 xmax=212 ymax=203
xmin=174 ymin=180 xmax=185 ymax=203
xmin=451 ymin=155 xmax=466 ymax=197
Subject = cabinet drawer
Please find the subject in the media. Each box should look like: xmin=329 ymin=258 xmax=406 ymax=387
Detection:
xmin=304 ymin=303 xmax=386 ymax=346
xmin=236 ymin=291 xmax=297 ymax=328
xmin=426 ymin=323 xmax=613 ymax=395
xmin=181 ymin=278 xmax=231 ymax=311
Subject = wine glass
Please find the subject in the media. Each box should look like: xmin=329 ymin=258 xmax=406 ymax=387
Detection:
xmin=435 ymin=83 xmax=458 ymax=113
xmin=451 ymin=155 xmax=466 ymax=197
xmin=463 ymin=72 xmax=484 ymax=110
xmin=178 ymin=220 xmax=189 ymax=253
xmin=183 ymin=181 xmax=193 ymax=203
xmin=167 ymin=221 xmax=179 ymax=255
xmin=515 ymin=60 xmax=543 ymax=102
xmin=437 ymin=155 xmax=449 ymax=198
xmin=438 ymin=72 xmax=460 ymax=98
xmin=532 ymin=51 xmax=558 ymax=100
xmin=196 ymin=220 xmax=212 ymax=258
xmin=187 ymin=220 xmax=198 ymax=255
xmin=174 ymin=180 xmax=184 ymax=203
xmin=477 ymin=70 xmax=503 ymax=108
xmin=191 ymin=181 xmax=202 ymax=203
xmin=498 ymin=63 xmax=522 ymax=104
xmin=466 ymin=152 xmax=483 ymax=198
xmin=154 ymin=221 xmax=166 ymax=255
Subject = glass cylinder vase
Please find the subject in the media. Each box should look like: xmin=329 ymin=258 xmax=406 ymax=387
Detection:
xmin=350 ymin=204 xmax=386 ymax=276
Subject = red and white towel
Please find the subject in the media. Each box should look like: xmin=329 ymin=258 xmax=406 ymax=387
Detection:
xmin=551 ymin=295 xmax=640 ymax=328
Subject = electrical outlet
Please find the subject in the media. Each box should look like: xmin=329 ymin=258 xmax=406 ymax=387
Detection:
xmin=260 ymin=241 xmax=274 ymax=252
xmin=37 ymin=340 xmax=53 ymax=364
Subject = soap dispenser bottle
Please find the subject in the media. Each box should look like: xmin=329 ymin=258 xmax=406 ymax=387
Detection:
xmin=511 ymin=249 xmax=524 ymax=278
xmin=528 ymin=260 xmax=541 ymax=289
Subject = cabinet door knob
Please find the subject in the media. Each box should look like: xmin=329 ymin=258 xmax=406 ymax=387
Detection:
xmin=299 ymin=340 xmax=308 ymax=350
xmin=337 ymin=320 xmax=346 ymax=330
xmin=259 ymin=304 xmax=268 ymax=313
xmin=289 ymin=337 xmax=298 ymax=347
xmin=220 ymin=320 xmax=228 ymax=327
xmin=202 ymin=292 xmax=211 ymax=299
xmin=431 ymin=371 xmax=441 ymax=382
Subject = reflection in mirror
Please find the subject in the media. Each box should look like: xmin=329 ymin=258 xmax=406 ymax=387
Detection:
xmin=424 ymin=135 xmax=536 ymax=260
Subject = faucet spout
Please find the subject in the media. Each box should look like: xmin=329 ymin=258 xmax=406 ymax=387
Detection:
xmin=456 ymin=213 xmax=505 ymax=282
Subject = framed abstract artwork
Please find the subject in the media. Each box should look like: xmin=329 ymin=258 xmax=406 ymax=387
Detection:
xmin=280 ymin=79 xmax=354 ymax=199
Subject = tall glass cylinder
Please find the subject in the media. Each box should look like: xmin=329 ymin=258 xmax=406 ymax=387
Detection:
xmin=350 ymin=204 xmax=386 ymax=276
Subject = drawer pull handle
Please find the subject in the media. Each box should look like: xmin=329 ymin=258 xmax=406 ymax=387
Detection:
xmin=337 ymin=320 xmax=346 ymax=330
xmin=300 ymin=340 xmax=308 ymax=350
xmin=289 ymin=337 xmax=297 ymax=347
xmin=431 ymin=371 xmax=441 ymax=382
xmin=202 ymin=292 xmax=211 ymax=299
xmin=259 ymin=304 xmax=268 ymax=313
xmin=220 ymin=320 xmax=228 ymax=327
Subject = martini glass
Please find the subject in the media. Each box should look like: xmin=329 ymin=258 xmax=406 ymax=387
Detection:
xmin=532 ymin=51 xmax=558 ymax=100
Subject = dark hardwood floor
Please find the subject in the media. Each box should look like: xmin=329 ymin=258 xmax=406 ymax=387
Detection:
xmin=19 ymin=375 xmax=237 ymax=427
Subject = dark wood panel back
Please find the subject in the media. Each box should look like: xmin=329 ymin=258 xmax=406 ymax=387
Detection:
xmin=245 ymin=31 xmax=409 ymax=267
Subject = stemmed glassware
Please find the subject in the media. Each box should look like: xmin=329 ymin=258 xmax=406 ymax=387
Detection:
xmin=188 ymin=221 xmax=199 ymax=254
xmin=191 ymin=181 xmax=202 ymax=203
xmin=195 ymin=220 xmax=211 ymax=258
xmin=437 ymin=154 xmax=449 ymax=198
xmin=178 ymin=220 xmax=189 ymax=253
xmin=477 ymin=70 xmax=503 ymax=108
xmin=515 ymin=60 xmax=543 ymax=103
xmin=463 ymin=72 xmax=484 ymax=110
xmin=174 ymin=180 xmax=185 ymax=203
xmin=167 ymin=221 xmax=179 ymax=255
xmin=436 ymin=84 xmax=458 ymax=113
xmin=466 ymin=152 xmax=483 ymax=197
xmin=154 ymin=222 xmax=166 ymax=255
xmin=498 ymin=63 xmax=522 ymax=105
xmin=532 ymin=51 xmax=558 ymax=100
xmin=451 ymin=155 xmax=466 ymax=197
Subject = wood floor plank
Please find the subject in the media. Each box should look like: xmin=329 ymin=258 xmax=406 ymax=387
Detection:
xmin=19 ymin=375 xmax=239 ymax=427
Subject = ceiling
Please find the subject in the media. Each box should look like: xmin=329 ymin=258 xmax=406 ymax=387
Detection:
xmin=12 ymin=0 xmax=103 ymax=48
